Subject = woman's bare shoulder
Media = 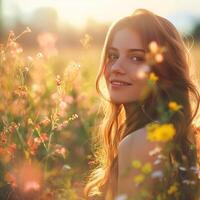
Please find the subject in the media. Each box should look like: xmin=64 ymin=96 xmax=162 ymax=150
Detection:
xmin=119 ymin=126 xmax=148 ymax=152
xmin=118 ymin=126 xmax=162 ymax=174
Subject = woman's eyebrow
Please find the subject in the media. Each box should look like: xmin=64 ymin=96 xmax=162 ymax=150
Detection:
xmin=108 ymin=47 xmax=145 ymax=53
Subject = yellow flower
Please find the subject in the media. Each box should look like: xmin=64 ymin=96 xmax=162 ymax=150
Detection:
xmin=134 ymin=174 xmax=145 ymax=184
xmin=146 ymin=123 xmax=160 ymax=132
xmin=149 ymin=72 xmax=159 ymax=83
xmin=141 ymin=162 xmax=152 ymax=174
xmin=132 ymin=160 xmax=142 ymax=169
xmin=167 ymin=183 xmax=178 ymax=195
xmin=147 ymin=123 xmax=176 ymax=142
xmin=168 ymin=101 xmax=182 ymax=111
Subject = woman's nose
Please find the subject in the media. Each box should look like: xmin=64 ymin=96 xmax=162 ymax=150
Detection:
xmin=110 ymin=58 xmax=126 ymax=74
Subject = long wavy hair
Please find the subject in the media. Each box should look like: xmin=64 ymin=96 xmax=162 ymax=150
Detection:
xmin=84 ymin=8 xmax=200 ymax=200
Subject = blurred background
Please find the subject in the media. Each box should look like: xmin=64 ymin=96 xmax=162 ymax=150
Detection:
xmin=0 ymin=0 xmax=200 ymax=199
xmin=1 ymin=0 xmax=200 ymax=47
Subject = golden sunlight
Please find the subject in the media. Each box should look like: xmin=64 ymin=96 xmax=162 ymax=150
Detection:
xmin=5 ymin=0 xmax=191 ymax=28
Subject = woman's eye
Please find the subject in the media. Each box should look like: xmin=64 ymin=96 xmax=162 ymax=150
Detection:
xmin=108 ymin=53 xmax=118 ymax=60
xmin=130 ymin=56 xmax=144 ymax=62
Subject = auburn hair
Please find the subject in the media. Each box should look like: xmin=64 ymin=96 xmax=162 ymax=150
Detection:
xmin=84 ymin=8 xmax=200 ymax=200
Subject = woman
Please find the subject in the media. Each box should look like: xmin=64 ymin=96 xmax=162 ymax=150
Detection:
xmin=84 ymin=8 xmax=200 ymax=200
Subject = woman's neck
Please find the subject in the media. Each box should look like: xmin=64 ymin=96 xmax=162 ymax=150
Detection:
xmin=122 ymin=101 xmax=150 ymax=136
xmin=123 ymin=101 xmax=142 ymax=120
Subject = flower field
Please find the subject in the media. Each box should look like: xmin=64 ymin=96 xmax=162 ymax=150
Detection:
xmin=0 ymin=28 xmax=200 ymax=200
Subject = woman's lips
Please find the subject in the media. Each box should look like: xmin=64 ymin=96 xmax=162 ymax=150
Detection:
xmin=111 ymin=81 xmax=132 ymax=88
xmin=111 ymin=80 xmax=132 ymax=85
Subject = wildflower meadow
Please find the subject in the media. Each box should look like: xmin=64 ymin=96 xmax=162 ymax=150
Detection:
xmin=0 ymin=21 xmax=200 ymax=200
xmin=0 ymin=28 xmax=101 ymax=200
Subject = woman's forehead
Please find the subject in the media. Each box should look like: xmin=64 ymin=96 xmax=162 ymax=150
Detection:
xmin=110 ymin=28 xmax=144 ymax=51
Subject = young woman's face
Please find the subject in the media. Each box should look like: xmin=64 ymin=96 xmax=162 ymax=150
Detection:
xmin=104 ymin=28 xmax=150 ymax=104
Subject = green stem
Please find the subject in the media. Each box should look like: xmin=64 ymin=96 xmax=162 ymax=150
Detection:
xmin=16 ymin=127 xmax=26 ymax=155
xmin=35 ymin=129 xmax=48 ymax=152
